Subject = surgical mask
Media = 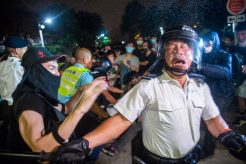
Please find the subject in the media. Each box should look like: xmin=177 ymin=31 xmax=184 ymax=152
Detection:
xmin=150 ymin=39 xmax=156 ymax=44
xmin=239 ymin=40 xmax=246 ymax=48
xmin=136 ymin=40 xmax=143 ymax=45
xmin=204 ymin=46 xmax=213 ymax=54
xmin=125 ymin=47 xmax=134 ymax=54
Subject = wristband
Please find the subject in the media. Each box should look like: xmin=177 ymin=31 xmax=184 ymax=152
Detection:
xmin=219 ymin=128 xmax=232 ymax=135
xmin=51 ymin=123 xmax=69 ymax=145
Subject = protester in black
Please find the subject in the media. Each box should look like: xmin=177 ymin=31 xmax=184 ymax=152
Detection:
xmin=7 ymin=47 xmax=108 ymax=163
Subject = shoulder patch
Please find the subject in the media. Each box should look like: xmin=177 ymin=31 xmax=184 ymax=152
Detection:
xmin=188 ymin=73 xmax=206 ymax=86
xmin=141 ymin=73 xmax=160 ymax=80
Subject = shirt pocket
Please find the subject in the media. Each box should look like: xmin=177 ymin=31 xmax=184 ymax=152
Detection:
xmin=157 ymin=101 xmax=185 ymax=130
xmin=190 ymin=92 xmax=205 ymax=119
xmin=191 ymin=98 xmax=205 ymax=108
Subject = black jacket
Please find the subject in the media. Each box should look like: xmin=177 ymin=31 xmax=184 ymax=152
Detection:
xmin=201 ymin=49 xmax=234 ymax=97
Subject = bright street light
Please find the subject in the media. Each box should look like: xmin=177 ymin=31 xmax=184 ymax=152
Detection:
xmin=38 ymin=23 xmax=45 ymax=47
xmin=38 ymin=17 xmax=53 ymax=47
xmin=160 ymin=26 xmax=164 ymax=35
xmin=39 ymin=24 xmax=45 ymax=30
xmin=44 ymin=18 xmax=52 ymax=24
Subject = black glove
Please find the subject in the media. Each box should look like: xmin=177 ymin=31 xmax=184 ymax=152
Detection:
xmin=189 ymin=62 xmax=203 ymax=73
xmin=41 ymin=138 xmax=91 ymax=163
xmin=218 ymin=130 xmax=246 ymax=161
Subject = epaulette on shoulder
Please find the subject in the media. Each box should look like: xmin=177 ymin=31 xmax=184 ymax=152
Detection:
xmin=141 ymin=73 xmax=160 ymax=80
xmin=188 ymin=73 xmax=206 ymax=85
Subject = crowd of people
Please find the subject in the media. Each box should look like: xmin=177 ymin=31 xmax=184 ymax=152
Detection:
xmin=0 ymin=22 xmax=246 ymax=164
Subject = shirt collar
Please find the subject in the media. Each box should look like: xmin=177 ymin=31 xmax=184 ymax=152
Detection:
xmin=158 ymin=71 xmax=172 ymax=82
xmin=159 ymin=70 xmax=192 ymax=87
xmin=74 ymin=63 xmax=85 ymax=68
xmin=7 ymin=56 xmax=21 ymax=62
xmin=159 ymin=71 xmax=190 ymax=82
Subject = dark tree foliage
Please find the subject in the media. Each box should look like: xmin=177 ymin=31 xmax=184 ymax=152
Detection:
xmin=40 ymin=3 xmax=104 ymax=53
xmin=41 ymin=3 xmax=75 ymax=35
xmin=0 ymin=2 xmax=104 ymax=54
xmin=201 ymin=0 xmax=229 ymax=31
xmin=75 ymin=11 xmax=104 ymax=48
xmin=141 ymin=6 xmax=162 ymax=36
xmin=122 ymin=0 xmax=230 ymax=37
xmin=120 ymin=0 xmax=146 ymax=37
xmin=39 ymin=4 xmax=77 ymax=53
xmin=0 ymin=0 xmax=39 ymax=36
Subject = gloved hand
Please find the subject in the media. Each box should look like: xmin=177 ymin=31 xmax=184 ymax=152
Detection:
xmin=218 ymin=130 xmax=246 ymax=161
xmin=189 ymin=62 xmax=203 ymax=73
xmin=41 ymin=138 xmax=91 ymax=163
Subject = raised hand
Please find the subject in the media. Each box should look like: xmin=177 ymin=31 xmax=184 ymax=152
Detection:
xmin=76 ymin=79 xmax=108 ymax=114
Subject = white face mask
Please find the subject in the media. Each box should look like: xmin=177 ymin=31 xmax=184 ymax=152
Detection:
xmin=204 ymin=46 xmax=213 ymax=54
xmin=136 ymin=40 xmax=143 ymax=45
xmin=239 ymin=40 xmax=246 ymax=48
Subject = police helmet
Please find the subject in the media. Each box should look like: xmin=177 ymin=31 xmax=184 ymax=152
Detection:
xmin=91 ymin=57 xmax=112 ymax=78
xmin=100 ymin=57 xmax=112 ymax=71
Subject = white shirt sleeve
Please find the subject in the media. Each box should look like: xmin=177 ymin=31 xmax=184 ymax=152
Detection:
xmin=202 ymin=83 xmax=220 ymax=120
xmin=0 ymin=59 xmax=24 ymax=105
xmin=114 ymin=81 xmax=148 ymax=122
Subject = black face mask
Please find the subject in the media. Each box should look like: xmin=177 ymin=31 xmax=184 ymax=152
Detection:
xmin=25 ymin=63 xmax=61 ymax=104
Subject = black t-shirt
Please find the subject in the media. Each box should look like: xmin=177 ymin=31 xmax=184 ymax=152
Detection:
xmin=139 ymin=51 xmax=156 ymax=75
xmin=8 ymin=93 xmax=58 ymax=152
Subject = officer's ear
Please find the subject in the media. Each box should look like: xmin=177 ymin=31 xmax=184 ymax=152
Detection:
xmin=83 ymin=57 xmax=90 ymax=64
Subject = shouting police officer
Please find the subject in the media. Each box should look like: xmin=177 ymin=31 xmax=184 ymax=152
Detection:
xmin=80 ymin=25 xmax=246 ymax=163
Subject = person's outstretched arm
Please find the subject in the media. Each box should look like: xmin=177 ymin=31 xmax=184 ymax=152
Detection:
xmin=204 ymin=115 xmax=229 ymax=138
xmin=83 ymin=113 xmax=132 ymax=149
xmin=205 ymin=115 xmax=246 ymax=161
xmin=18 ymin=79 xmax=108 ymax=152
xmin=64 ymin=85 xmax=88 ymax=114
xmin=65 ymin=77 xmax=107 ymax=114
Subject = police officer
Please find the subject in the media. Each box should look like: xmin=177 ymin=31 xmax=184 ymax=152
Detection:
xmin=0 ymin=36 xmax=28 ymax=105
xmin=0 ymin=36 xmax=28 ymax=122
xmin=79 ymin=25 xmax=246 ymax=163
xmin=58 ymin=47 xmax=93 ymax=104
xmin=58 ymin=47 xmax=109 ymax=137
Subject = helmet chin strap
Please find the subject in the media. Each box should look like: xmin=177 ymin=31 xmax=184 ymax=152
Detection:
xmin=164 ymin=62 xmax=190 ymax=76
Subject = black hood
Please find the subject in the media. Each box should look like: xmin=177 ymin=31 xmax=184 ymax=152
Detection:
xmin=13 ymin=63 xmax=61 ymax=105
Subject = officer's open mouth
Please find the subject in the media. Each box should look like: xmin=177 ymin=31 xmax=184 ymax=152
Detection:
xmin=173 ymin=59 xmax=186 ymax=66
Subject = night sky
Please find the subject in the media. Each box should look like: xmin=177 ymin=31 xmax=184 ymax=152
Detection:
xmin=20 ymin=0 xmax=153 ymax=40
xmin=2 ymin=0 xmax=241 ymax=40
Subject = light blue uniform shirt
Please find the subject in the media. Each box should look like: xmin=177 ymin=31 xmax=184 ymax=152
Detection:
xmin=58 ymin=63 xmax=94 ymax=104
